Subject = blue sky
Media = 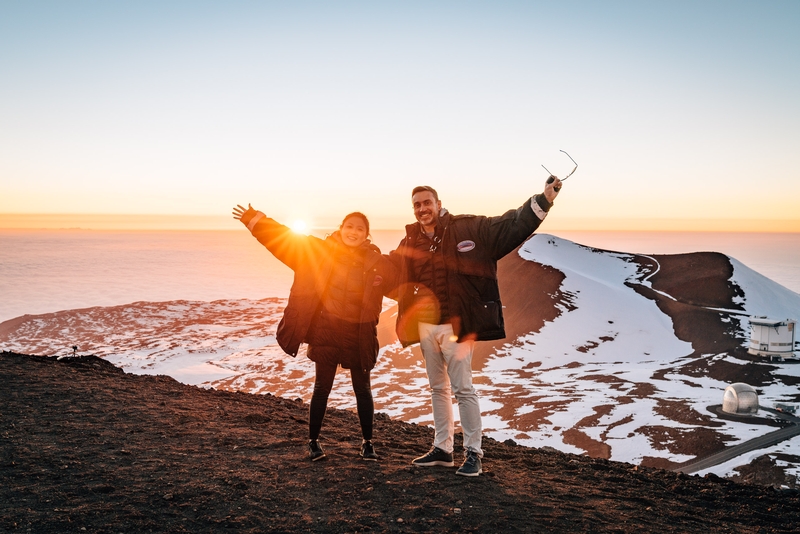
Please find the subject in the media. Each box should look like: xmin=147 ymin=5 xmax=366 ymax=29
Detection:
xmin=1 ymin=1 xmax=798 ymax=230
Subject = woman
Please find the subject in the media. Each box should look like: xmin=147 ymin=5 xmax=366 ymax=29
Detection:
xmin=232 ymin=204 xmax=396 ymax=461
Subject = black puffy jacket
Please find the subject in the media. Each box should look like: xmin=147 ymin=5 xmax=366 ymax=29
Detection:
xmin=248 ymin=216 xmax=397 ymax=370
xmin=392 ymin=195 xmax=551 ymax=346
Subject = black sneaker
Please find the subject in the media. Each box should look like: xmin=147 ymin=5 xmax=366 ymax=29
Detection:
xmin=360 ymin=440 xmax=379 ymax=461
xmin=455 ymin=451 xmax=482 ymax=477
xmin=308 ymin=440 xmax=327 ymax=462
xmin=412 ymin=446 xmax=454 ymax=467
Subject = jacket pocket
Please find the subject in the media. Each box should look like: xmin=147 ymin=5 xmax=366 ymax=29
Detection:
xmin=276 ymin=306 xmax=302 ymax=356
xmin=462 ymin=274 xmax=501 ymax=302
xmin=475 ymin=299 xmax=502 ymax=330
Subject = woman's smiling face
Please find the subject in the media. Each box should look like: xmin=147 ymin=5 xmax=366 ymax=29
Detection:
xmin=340 ymin=215 xmax=368 ymax=248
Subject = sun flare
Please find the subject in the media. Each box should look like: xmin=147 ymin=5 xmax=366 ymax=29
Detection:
xmin=289 ymin=219 xmax=308 ymax=234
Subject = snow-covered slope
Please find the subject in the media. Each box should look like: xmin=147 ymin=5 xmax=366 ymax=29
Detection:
xmin=481 ymin=235 xmax=800 ymax=474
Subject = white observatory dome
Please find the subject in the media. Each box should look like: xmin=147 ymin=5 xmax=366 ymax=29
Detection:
xmin=722 ymin=383 xmax=759 ymax=415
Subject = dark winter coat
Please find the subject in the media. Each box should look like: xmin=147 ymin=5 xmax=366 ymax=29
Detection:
xmin=392 ymin=195 xmax=551 ymax=346
xmin=248 ymin=216 xmax=396 ymax=370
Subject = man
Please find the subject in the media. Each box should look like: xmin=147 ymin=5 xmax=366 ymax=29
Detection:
xmin=392 ymin=177 xmax=562 ymax=476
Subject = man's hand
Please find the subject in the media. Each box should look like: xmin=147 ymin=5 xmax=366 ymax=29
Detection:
xmin=544 ymin=176 xmax=562 ymax=204
xmin=232 ymin=204 xmax=258 ymax=226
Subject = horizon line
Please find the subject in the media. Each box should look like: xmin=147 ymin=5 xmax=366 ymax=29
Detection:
xmin=1 ymin=213 xmax=799 ymax=233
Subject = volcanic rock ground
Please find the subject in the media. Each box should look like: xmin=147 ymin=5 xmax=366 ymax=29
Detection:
xmin=2 ymin=352 xmax=799 ymax=533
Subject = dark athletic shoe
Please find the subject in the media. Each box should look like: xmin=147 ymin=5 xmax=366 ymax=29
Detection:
xmin=360 ymin=440 xmax=379 ymax=461
xmin=455 ymin=451 xmax=482 ymax=477
xmin=308 ymin=440 xmax=327 ymax=462
xmin=412 ymin=446 xmax=454 ymax=467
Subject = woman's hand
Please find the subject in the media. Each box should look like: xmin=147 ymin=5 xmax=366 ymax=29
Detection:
xmin=232 ymin=204 xmax=258 ymax=226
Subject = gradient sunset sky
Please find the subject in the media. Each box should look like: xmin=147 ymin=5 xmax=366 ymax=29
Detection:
xmin=1 ymin=1 xmax=798 ymax=231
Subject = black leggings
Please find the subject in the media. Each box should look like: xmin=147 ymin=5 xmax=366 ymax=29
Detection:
xmin=309 ymin=360 xmax=373 ymax=441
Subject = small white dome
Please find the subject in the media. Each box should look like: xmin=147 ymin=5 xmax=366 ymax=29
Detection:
xmin=722 ymin=383 xmax=759 ymax=415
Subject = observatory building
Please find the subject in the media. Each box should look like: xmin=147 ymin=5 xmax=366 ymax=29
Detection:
xmin=721 ymin=383 xmax=759 ymax=415
xmin=747 ymin=317 xmax=797 ymax=361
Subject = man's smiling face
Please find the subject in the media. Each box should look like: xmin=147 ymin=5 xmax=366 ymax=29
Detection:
xmin=412 ymin=191 xmax=442 ymax=231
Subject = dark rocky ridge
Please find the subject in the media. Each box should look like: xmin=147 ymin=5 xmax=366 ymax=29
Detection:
xmin=2 ymin=352 xmax=798 ymax=533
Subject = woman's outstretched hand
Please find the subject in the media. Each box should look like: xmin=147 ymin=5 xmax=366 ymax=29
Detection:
xmin=232 ymin=204 xmax=258 ymax=226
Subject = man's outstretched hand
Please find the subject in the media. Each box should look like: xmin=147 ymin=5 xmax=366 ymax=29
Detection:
xmin=544 ymin=176 xmax=562 ymax=204
xmin=232 ymin=204 xmax=258 ymax=226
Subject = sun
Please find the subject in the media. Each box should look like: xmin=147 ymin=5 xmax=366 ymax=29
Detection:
xmin=289 ymin=219 xmax=308 ymax=234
